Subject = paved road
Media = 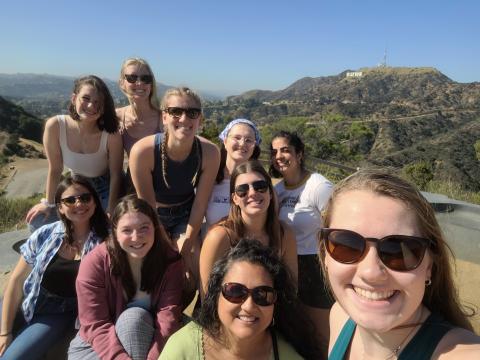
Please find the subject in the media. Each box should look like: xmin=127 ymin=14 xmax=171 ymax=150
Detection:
xmin=4 ymin=158 xmax=48 ymax=198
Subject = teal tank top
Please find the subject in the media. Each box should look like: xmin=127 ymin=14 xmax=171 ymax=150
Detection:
xmin=329 ymin=313 xmax=453 ymax=360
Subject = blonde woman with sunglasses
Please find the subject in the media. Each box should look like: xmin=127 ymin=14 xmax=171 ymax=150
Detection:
xmin=319 ymin=169 xmax=480 ymax=359
xmin=117 ymin=58 xmax=162 ymax=157
xmin=0 ymin=176 xmax=108 ymax=359
xmin=129 ymin=87 xmax=220 ymax=302
xmin=199 ymin=160 xmax=297 ymax=299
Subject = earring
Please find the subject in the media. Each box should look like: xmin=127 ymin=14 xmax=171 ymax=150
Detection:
xmin=425 ymin=279 xmax=432 ymax=286
xmin=270 ymin=316 xmax=275 ymax=327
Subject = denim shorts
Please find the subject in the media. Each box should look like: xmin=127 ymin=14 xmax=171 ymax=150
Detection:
xmin=87 ymin=173 xmax=110 ymax=211
xmin=157 ymin=198 xmax=193 ymax=237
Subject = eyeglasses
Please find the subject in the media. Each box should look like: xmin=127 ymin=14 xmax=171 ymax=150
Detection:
xmin=228 ymin=135 xmax=255 ymax=146
xmin=234 ymin=180 xmax=269 ymax=198
xmin=61 ymin=193 xmax=93 ymax=207
xmin=222 ymin=282 xmax=277 ymax=306
xmin=319 ymin=228 xmax=431 ymax=272
xmin=165 ymin=107 xmax=202 ymax=119
xmin=124 ymin=74 xmax=153 ymax=84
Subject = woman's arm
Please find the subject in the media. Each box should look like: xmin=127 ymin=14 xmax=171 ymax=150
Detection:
xmin=183 ymin=138 xmax=220 ymax=248
xmin=199 ymin=226 xmax=231 ymax=299
xmin=106 ymin=132 xmax=124 ymax=215
xmin=129 ymin=135 xmax=156 ymax=209
xmin=0 ymin=257 xmax=32 ymax=355
xmin=26 ymin=116 xmax=63 ymax=223
xmin=148 ymin=258 xmax=184 ymax=359
xmin=76 ymin=247 xmax=130 ymax=360
xmin=282 ymin=224 xmax=298 ymax=285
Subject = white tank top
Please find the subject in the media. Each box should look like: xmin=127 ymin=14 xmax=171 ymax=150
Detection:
xmin=58 ymin=115 xmax=109 ymax=177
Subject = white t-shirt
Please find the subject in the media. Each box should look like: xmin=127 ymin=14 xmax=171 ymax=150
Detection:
xmin=275 ymin=173 xmax=333 ymax=255
xmin=205 ymin=179 xmax=231 ymax=229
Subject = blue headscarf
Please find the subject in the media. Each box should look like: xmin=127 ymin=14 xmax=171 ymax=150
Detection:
xmin=218 ymin=118 xmax=262 ymax=145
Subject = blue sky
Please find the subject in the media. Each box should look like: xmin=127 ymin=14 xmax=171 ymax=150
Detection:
xmin=1 ymin=0 xmax=479 ymax=96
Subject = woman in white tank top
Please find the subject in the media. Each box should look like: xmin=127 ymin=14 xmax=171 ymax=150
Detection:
xmin=26 ymin=75 xmax=123 ymax=230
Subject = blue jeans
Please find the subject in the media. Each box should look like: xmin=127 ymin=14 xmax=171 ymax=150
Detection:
xmin=0 ymin=287 xmax=77 ymax=360
xmin=157 ymin=197 xmax=193 ymax=237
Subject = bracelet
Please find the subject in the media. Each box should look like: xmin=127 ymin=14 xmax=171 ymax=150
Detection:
xmin=40 ymin=198 xmax=56 ymax=208
xmin=0 ymin=332 xmax=11 ymax=336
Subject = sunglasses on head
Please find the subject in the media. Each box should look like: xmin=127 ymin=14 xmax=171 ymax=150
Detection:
xmin=124 ymin=74 xmax=153 ymax=84
xmin=61 ymin=193 xmax=93 ymax=207
xmin=319 ymin=228 xmax=431 ymax=272
xmin=165 ymin=107 xmax=202 ymax=119
xmin=221 ymin=282 xmax=277 ymax=306
xmin=234 ymin=180 xmax=269 ymax=198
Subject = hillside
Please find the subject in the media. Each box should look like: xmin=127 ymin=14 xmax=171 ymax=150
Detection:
xmin=204 ymin=67 xmax=480 ymax=192
xmin=0 ymin=96 xmax=43 ymax=141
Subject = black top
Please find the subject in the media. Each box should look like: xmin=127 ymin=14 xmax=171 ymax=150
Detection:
xmin=41 ymin=253 xmax=80 ymax=297
xmin=152 ymin=133 xmax=202 ymax=204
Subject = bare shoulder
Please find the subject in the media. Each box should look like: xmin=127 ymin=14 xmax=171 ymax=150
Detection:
xmin=203 ymin=225 xmax=230 ymax=247
xmin=44 ymin=115 xmax=60 ymax=131
xmin=131 ymin=134 xmax=155 ymax=155
xmin=197 ymin=136 xmax=220 ymax=154
xmin=434 ymin=327 xmax=480 ymax=359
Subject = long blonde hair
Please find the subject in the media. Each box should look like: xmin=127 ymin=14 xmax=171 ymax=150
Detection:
xmin=119 ymin=57 xmax=160 ymax=115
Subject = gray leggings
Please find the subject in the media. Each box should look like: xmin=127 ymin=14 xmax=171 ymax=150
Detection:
xmin=68 ymin=307 xmax=154 ymax=360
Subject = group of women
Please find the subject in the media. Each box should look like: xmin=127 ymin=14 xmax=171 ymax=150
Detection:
xmin=0 ymin=57 xmax=479 ymax=359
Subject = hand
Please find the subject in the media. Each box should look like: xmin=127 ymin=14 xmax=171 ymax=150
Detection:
xmin=0 ymin=333 xmax=13 ymax=356
xmin=25 ymin=203 xmax=50 ymax=224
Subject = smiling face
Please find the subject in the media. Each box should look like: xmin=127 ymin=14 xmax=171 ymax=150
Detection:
xmin=224 ymin=124 xmax=256 ymax=163
xmin=270 ymin=136 xmax=303 ymax=176
xmin=115 ymin=211 xmax=155 ymax=261
xmin=71 ymin=84 xmax=103 ymax=122
xmin=232 ymin=172 xmax=271 ymax=218
xmin=325 ymin=189 xmax=432 ymax=332
xmin=58 ymin=184 xmax=95 ymax=224
xmin=218 ymin=261 xmax=274 ymax=342
xmin=162 ymin=94 xmax=201 ymax=140
xmin=120 ymin=63 xmax=152 ymax=101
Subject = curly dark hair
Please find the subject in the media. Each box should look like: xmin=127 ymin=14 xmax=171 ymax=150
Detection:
xmin=54 ymin=175 xmax=109 ymax=245
xmin=269 ymin=130 xmax=306 ymax=178
xmin=68 ymin=75 xmax=119 ymax=133
xmin=195 ymin=239 xmax=321 ymax=359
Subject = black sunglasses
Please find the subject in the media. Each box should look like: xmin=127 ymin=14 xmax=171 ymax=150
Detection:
xmin=319 ymin=228 xmax=431 ymax=272
xmin=222 ymin=282 xmax=277 ymax=306
xmin=165 ymin=107 xmax=202 ymax=119
xmin=234 ymin=180 xmax=269 ymax=198
xmin=124 ymin=74 xmax=153 ymax=84
xmin=60 ymin=193 xmax=93 ymax=207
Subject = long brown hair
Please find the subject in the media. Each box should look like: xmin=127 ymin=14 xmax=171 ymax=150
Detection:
xmin=107 ymin=195 xmax=180 ymax=301
xmin=218 ymin=160 xmax=285 ymax=256
xmin=320 ymin=168 xmax=475 ymax=331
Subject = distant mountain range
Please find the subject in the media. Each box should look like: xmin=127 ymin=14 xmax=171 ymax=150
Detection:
xmin=1 ymin=67 xmax=479 ymax=192
xmin=0 ymin=73 xmax=221 ymax=119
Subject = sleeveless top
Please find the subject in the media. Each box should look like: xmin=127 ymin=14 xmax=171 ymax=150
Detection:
xmin=58 ymin=115 xmax=109 ymax=177
xmin=152 ymin=133 xmax=202 ymax=204
xmin=329 ymin=313 xmax=454 ymax=360
xmin=120 ymin=108 xmax=162 ymax=156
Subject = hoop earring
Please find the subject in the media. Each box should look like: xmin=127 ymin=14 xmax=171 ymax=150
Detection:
xmin=425 ymin=279 xmax=432 ymax=286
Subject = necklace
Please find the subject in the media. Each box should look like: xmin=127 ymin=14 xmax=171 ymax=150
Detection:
xmin=384 ymin=308 xmax=424 ymax=359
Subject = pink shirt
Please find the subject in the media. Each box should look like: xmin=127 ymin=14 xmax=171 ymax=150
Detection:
xmin=76 ymin=243 xmax=184 ymax=360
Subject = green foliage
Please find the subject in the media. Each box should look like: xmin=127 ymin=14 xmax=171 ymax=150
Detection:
xmin=260 ymin=116 xmax=310 ymax=145
xmin=0 ymin=194 xmax=41 ymax=233
xmin=425 ymin=180 xmax=480 ymax=205
xmin=200 ymin=120 xmax=221 ymax=145
xmin=323 ymin=113 xmax=344 ymax=123
xmin=402 ymin=161 xmax=434 ymax=189
xmin=474 ymin=140 xmax=480 ymax=161
xmin=3 ymin=134 xmax=23 ymax=156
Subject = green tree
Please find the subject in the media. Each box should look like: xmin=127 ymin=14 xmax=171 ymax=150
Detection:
xmin=402 ymin=161 xmax=434 ymax=189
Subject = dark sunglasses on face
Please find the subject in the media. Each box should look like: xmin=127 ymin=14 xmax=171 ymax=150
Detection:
xmin=124 ymin=74 xmax=153 ymax=84
xmin=319 ymin=228 xmax=431 ymax=272
xmin=221 ymin=282 xmax=277 ymax=306
xmin=165 ymin=107 xmax=202 ymax=119
xmin=234 ymin=180 xmax=269 ymax=198
xmin=61 ymin=193 xmax=93 ymax=207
